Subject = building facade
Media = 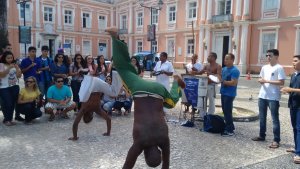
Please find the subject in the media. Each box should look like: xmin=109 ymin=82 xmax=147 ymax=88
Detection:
xmin=7 ymin=0 xmax=300 ymax=74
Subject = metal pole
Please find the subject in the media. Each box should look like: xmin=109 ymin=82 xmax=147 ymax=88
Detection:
xmin=150 ymin=7 xmax=153 ymax=54
xmin=23 ymin=2 xmax=27 ymax=57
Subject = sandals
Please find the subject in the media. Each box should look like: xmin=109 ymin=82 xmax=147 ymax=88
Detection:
xmin=294 ymin=155 xmax=300 ymax=164
xmin=251 ymin=136 xmax=265 ymax=141
xmin=287 ymin=148 xmax=295 ymax=153
xmin=269 ymin=141 xmax=280 ymax=149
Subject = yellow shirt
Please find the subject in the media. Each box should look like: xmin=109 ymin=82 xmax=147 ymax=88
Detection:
xmin=19 ymin=88 xmax=41 ymax=102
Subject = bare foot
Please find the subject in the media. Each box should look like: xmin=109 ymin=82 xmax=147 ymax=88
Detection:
xmin=103 ymin=132 xmax=110 ymax=136
xmin=68 ymin=137 xmax=79 ymax=141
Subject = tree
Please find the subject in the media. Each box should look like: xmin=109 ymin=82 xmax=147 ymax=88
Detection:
xmin=0 ymin=0 xmax=9 ymax=53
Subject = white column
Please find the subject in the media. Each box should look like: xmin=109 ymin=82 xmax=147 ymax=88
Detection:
xmin=36 ymin=0 xmax=40 ymax=28
xmin=206 ymin=0 xmax=212 ymax=22
xmin=236 ymin=0 xmax=242 ymax=18
xmin=116 ymin=7 xmax=119 ymax=28
xmin=198 ymin=27 xmax=205 ymax=63
xmin=239 ymin=24 xmax=249 ymax=73
xmin=299 ymin=0 xmax=300 ymax=15
xmin=243 ymin=0 xmax=250 ymax=16
xmin=110 ymin=7 xmax=114 ymax=27
xmin=295 ymin=26 xmax=300 ymax=55
xmin=200 ymin=0 xmax=206 ymax=22
xmin=129 ymin=36 xmax=133 ymax=56
xmin=57 ymin=0 xmax=62 ymax=30
xmin=128 ymin=2 xmax=133 ymax=34
xmin=233 ymin=25 xmax=240 ymax=64
xmin=204 ymin=27 xmax=210 ymax=63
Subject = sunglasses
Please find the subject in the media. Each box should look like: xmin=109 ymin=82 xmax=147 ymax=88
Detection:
xmin=26 ymin=81 xmax=34 ymax=83
xmin=56 ymin=80 xmax=64 ymax=83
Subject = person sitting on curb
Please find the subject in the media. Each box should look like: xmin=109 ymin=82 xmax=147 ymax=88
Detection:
xmin=281 ymin=55 xmax=300 ymax=164
xmin=45 ymin=77 xmax=76 ymax=121
xmin=101 ymin=76 xmax=116 ymax=116
xmin=113 ymin=86 xmax=132 ymax=116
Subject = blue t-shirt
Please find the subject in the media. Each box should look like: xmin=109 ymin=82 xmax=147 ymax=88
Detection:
xmin=220 ymin=66 xmax=240 ymax=97
xmin=20 ymin=57 xmax=40 ymax=80
xmin=37 ymin=56 xmax=53 ymax=82
xmin=47 ymin=85 xmax=72 ymax=101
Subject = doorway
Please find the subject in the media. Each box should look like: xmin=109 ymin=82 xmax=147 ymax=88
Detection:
xmin=49 ymin=39 xmax=55 ymax=58
xmin=213 ymin=34 xmax=230 ymax=67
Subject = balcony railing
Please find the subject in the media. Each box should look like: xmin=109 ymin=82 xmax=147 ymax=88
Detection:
xmin=212 ymin=14 xmax=233 ymax=24
xmin=118 ymin=28 xmax=128 ymax=34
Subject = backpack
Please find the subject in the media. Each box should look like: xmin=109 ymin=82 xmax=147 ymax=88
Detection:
xmin=203 ymin=114 xmax=225 ymax=133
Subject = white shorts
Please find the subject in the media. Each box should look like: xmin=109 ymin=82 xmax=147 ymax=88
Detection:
xmin=45 ymin=101 xmax=75 ymax=109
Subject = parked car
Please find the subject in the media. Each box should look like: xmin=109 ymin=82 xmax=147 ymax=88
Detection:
xmin=133 ymin=51 xmax=159 ymax=71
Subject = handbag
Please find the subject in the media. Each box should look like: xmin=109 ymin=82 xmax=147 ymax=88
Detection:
xmin=203 ymin=114 xmax=225 ymax=133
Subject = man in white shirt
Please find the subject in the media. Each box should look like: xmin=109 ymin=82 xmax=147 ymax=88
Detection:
xmin=252 ymin=49 xmax=286 ymax=149
xmin=152 ymin=52 xmax=174 ymax=92
xmin=185 ymin=54 xmax=202 ymax=74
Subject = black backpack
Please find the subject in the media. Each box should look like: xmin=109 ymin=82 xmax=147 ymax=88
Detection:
xmin=203 ymin=114 xmax=225 ymax=133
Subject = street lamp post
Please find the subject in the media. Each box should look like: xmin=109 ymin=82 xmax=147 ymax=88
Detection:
xmin=139 ymin=0 xmax=164 ymax=53
xmin=16 ymin=0 xmax=31 ymax=57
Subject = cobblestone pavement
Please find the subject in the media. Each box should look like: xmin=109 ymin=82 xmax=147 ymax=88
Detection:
xmin=0 ymin=71 xmax=297 ymax=169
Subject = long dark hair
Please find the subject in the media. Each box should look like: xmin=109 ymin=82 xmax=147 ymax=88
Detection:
xmin=74 ymin=53 xmax=87 ymax=69
xmin=0 ymin=51 xmax=16 ymax=64
xmin=131 ymin=56 xmax=141 ymax=75
xmin=96 ymin=55 xmax=107 ymax=73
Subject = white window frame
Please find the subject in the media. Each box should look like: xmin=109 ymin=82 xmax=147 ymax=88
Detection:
xmin=258 ymin=28 xmax=279 ymax=64
xmin=152 ymin=40 xmax=158 ymax=53
xmin=82 ymin=40 xmax=92 ymax=56
xmin=64 ymin=9 xmax=74 ymax=25
xmin=136 ymin=11 xmax=144 ymax=27
xmin=43 ymin=6 xmax=55 ymax=23
xmin=216 ymin=0 xmax=232 ymax=15
xmin=166 ymin=38 xmax=175 ymax=58
xmin=263 ymin=0 xmax=279 ymax=11
xmin=167 ymin=4 xmax=177 ymax=23
xmin=82 ymin=12 xmax=92 ymax=28
xmin=261 ymin=0 xmax=280 ymax=19
xmin=120 ymin=15 xmax=128 ymax=29
xmin=152 ymin=8 xmax=159 ymax=24
xmin=98 ymin=15 xmax=107 ymax=31
xmin=18 ymin=3 xmax=31 ymax=21
xmin=186 ymin=38 xmax=195 ymax=57
xmin=136 ymin=40 xmax=143 ymax=52
xmin=64 ymin=38 xmax=75 ymax=56
xmin=186 ymin=1 xmax=198 ymax=20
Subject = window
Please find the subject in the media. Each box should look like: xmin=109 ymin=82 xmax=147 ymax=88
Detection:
xmin=82 ymin=40 xmax=91 ymax=56
xmin=187 ymin=39 xmax=194 ymax=55
xmin=168 ymin=6 xmax=176 ymax=22
xmin=44 ymin=7 xmax=54 ymax=22
xmin=98 ymin=15 xmax=107 ymax=30
xmin=152 ymin=41 xmax=157 ymax=53
xmin=120 ymin=15 xmax=127 ymax=29
xmin=137 ymin=12 xmax=143 ymax=27
xmin=188 ymin=2 xmax=197 ymax=19
xmin=167 ymin=39 xmax=175 ymax=57
xmin=218 ymin=0 xmax=231 ymax=15
xmin=82 ymin=13 xmax=91 ymax=28
xmin=137 ymin=41 xmax=143 ymax=52
xmin=64 ymin=10 xmax=73 ymax=25
xmin=260 ymin=32 xmax=276 ymax=59
xmin=264 ymin=0 xmax=278 ymax=10
xmin=152 ymin=9 xmax=158 ymax=24
xmin=20 ymin=3 xmax=31 ymax=20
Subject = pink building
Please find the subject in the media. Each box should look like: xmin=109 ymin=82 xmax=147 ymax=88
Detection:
xmin=7 ymin=0 xmax=300 ymax=74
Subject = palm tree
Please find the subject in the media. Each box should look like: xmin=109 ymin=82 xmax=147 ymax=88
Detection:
xmin=0 ymin=0 xmax=9 ymax=53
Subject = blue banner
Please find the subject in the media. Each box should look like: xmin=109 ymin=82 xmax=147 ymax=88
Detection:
xmin=183 ymin=78 xmax=199 ymax=107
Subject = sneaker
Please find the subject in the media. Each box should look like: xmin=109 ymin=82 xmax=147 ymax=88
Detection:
xmin=15 ymin=116 xmax=25 ymax=122
xmin=294 ymin=155 xmax=300 ymax=164
xmin=221 ymin=131 xmax=234 ymax=137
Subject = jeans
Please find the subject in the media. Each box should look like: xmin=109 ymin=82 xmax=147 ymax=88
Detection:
xmin=290 ymin=108 xmax=300 ymax=155
xmin=258 ymin=98 xmax=280 ymax=143
xmin=101 ymin=100 xmax=115 ymax=113
xmin=0 ymin=85 xmax=20 ymax=122
xmin=221 ymin=95 xmax=235 ymax=133
xmin=16 ymin=102 xmax=42 ymax=122
xmin=38 ymin=81 xmax=52 ymax=98
xmin=114 ymin=100 xmax=132 ymax=111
